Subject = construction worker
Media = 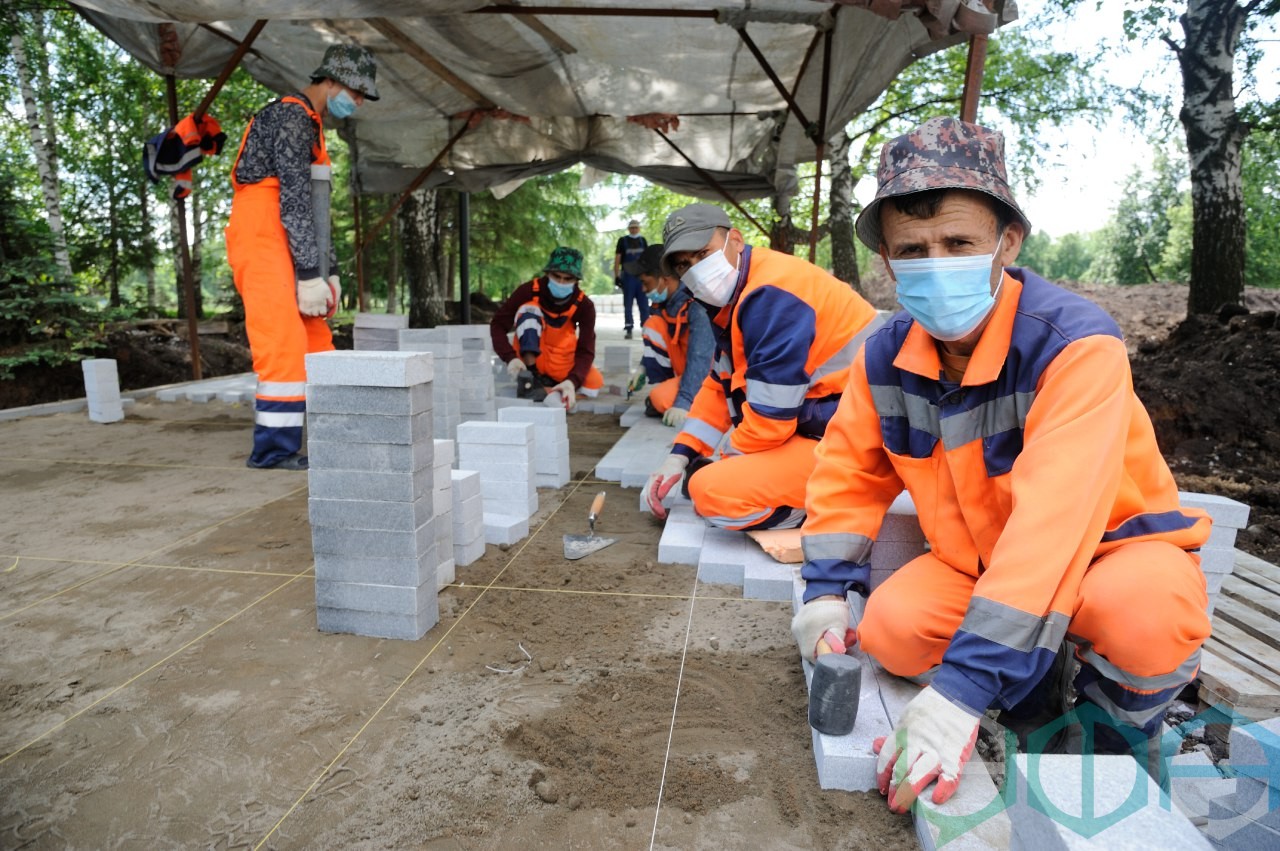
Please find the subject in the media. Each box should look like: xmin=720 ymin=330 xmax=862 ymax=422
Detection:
xmin=790 ymin=117 xmax=1212 ymax=814
xmin=626 ymin=243 xmax=715 ymax=429
xmin=225 ymin=43 xmax=379 ymax=470
xmin=490 ymin=246 xmax=603 ymax=411
xmin=613 ymin=218 xmax=649 ymax=339
xmin=642 ymin=204 xmax=881 ymax=530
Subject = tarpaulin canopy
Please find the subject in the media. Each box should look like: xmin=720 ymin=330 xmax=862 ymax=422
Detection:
xmin=71 ymin=1 xmax=1018 ymax=202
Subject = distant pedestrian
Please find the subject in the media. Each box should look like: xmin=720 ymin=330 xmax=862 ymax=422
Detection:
xmin=613 ymin=218 xmax=649 ymax=338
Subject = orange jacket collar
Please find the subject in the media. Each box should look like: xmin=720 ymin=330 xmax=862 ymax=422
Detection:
xmin=892 ymin=271 xmax=1022 ymax=386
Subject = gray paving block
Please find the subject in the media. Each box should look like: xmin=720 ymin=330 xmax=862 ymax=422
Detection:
xmin=880 ymin=491 xmax=925 ymax=542
xmin=696 ymin=527 xmax=749 ymax=586
xmin=483 ymin=513 xmax=528 ymax=546
xmin=874 ymin=664 xmax=919 ymax=726
xmin=914 ymin=757 xmax=1012 ymax=851
xmin=310 ymin=521 xmax=437 ymax=560
xmin=316 ymin=605 xmax=438 ymax=640
xmin=495 ymin=397 xmax=535 ymax=409
xmin=457 ymin=421 xmax=533 ymax=445
xmin=353 ymin=312 xmax=410 ymax=330
xmin=436 ymin=557 xmax=455 ymax=589
xmin=306 ymin=383 xmax=433 ymax=416
xmin=1180 ymin=491 xmax=1251 ymax=530
xmin=1201 ymin=547 xmax=1238 ymax=574
xmin=1207 ymin=523 xmax=1239 ymax=550
xmin=313 ymin=548 xmax=438 ymax=587
xmin=307 ymin=439 xmax=433 ymax=474
xmin=315 ymin=578 xmax=437 ymax=616
xmin=1205 ymin=792 xmax=1280 ymax=848
xmin=1229 ymin=718 xmax=1280 ymax=792
xmin=869 ymin=539 xmax=928 ymax=579
xmin=308 ymin=467 xmax=433 ymax=504
xmin=450 ymin=469 xmax=481 ymax=501
xmin=619 ymin=403 xmax=647 ymax=428
xmin=309 ymin=498 xmax=435 ymax=532
xmin=455 ymin=537 xmax=487 ymax=567
xmin=1168 ymin=751 xmax=1233 ymax=824
xmin=658 ymin=508 xmax=706 ymax=565
xmin=307 ymin=410 xmax=434 ymax=445
xmin=498 ymin=406 xmax=567 ymax=427
xmin=1007 ymin=754 xmax=1211 ymax=850
xmin=217 ymin=390 xmax=251 ymax=403
xmin=803 ymin=649 xmax=893 ymax=792
xmin=306 ymin=350 xmax=432 ymax=388
xmin=744 ymin=557 xmax=795 ymax=602
xmin=535 ymin=472 xmax=570 ymax=489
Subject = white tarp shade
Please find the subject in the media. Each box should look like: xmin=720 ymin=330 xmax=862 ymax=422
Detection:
xmin=72 ymin=0 xmax=1017 ymax=200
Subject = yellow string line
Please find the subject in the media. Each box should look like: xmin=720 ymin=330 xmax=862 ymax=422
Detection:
xmin=0 ymin=570 xmax=309 ymax=766
xmin=454 ymin=582 xmax=759 ymax=603
xmin=0 ymin=553 xmax=301 ymax=578
xmin=0 ymin=455 xmax=273 ymax=472
xmin=254 ymin=479 xmax=591 ymax=848
xmin=4 ymin=557 xmax=17 ymax=573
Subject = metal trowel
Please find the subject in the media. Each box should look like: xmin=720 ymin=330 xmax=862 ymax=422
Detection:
xmin=564 ymin=492 xmax=617 ymax=560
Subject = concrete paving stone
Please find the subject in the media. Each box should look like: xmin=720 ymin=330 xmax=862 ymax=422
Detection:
xmin=536 ymin=472 xmax=570 ymax=489
xmin=310 ymin=521 xmax=437 ymax=560
xmin=483 ymin=513 xmax=529 ymax=546
xmin=1207 ymin=524 xmax=1239 ymax=550
xmin=313 ymin=548 xmax=438 ymax=587
xmin=305 ymin=383 xmax=433 ymax=416
xmin=309 ymin=498 xmax=436 ymax=533
xmin=1007 ymin=753 xmax=1211 ymax=850
xmin=619 ymin=404 xmax=647 ymax=428
xmin=316 ymin=605 xmax=438 ymax=640
xmin=658 ymin=510 xmax=707 ymax=565
xmin=1205 ymin=793 xmax=1280 ymax=848
xmin=461 ymin=459 xmax=534 ymax=484
xmin=1229 ymin=718 xmax=1280 ymax=787
xmin=1206 ymin=573 xmax=1228 ymax=596
xmin=869 ymin=539 xmax=929 ymax=576
xmin=308 ymin=467 xmax=433 ymax=504
xmin=353 ymin=312 xmax=410 ymax=330
xmin=433 ymin=438 xmax=455 ymax=467
xmin=1169 ymin=751 xmax=1234 ymax=824
xmin=155 ymin=388 xmax=185 ymax=402
xmin=353 ymin=329 xmax=401 ymax=342
xmin=744 ymin=558 xmax=795 ymax=602
xmin=305 ymin=350 xmax=433 ymax=388
xmin=307 ymin=410 xmax=434 ymax=445
xmin=457 ymin=421 xmax=534 ymax=445
xmin=480 ymin=476 xmax=535 ymax=499
xmin=437 ymin=557 xmax=455 ymax=589
xmin=1201 ymin=548 xmax=1238 ymax=574
xmin=307 ymin=439 xmax=435 ymax=474
xmin=455 ymin=491 xmax=483 ymax=519
xmin=1231 ymin=774 xmax=1280 ymax=831
xmin=187 ymin=391 xmax=215 ymax=403
xmin=217 ymin=390 xmax=250 ymax=403
xmin=314 ymin=577 xmax=437 ymax=615
xmin=450 ymin=469 xmax=481 ymax=501
xmin=495 ymin=397 xmax=535 ymax=409
xmin=914 ymin=759 xmax=1013 ymax=851
xmin=498 ymin=406 xmax=567 ymax=427
xmin=697 ymin=527 xmax=749 ymax=586
xmin=455 ymin=516 xmax=484 ymax=544
xmin=873 ymin=663 xmax=919 ymax=725
xmin=880 ymin=491 xmax=925 ymax=542
xmin=1180 ymin=491 xmax=1252 ymax=530
xmin=802 ymin=648 xmax=893 ymax=792
xmin=535 ymin=455 xmax=572 ymax=477
xmin=483 ymin=495 xmax=538 ymax=518
xmin=455 ymin=537 xmax=487 ymax=567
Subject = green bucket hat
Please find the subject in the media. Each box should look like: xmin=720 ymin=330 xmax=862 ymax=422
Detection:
xmin=544 ymin=246 xmax=583 ymax=280
xmin=311 ymin=44 xmax=380 ymax=101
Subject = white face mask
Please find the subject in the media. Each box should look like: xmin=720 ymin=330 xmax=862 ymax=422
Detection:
xmin=682 ymin=246 xmax=739 ymax=307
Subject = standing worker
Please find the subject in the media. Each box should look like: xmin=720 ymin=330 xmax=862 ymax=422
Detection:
xmin=627 ymin=243 xmax=715 ymax=428
xmin=490 ymin=247 xmax=604 ymax=411
xmin=641 ymin=204 xmax=881 ymax=530
xmin=791 ymin=117 xmax=1212 ymax=813
xmin=613 ymin=218 xmax=649 ymax=339
xmin=225 ymin=43 xmax=379 ymax=470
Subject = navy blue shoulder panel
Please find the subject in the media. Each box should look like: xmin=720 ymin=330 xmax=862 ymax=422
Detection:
xmin=1004 ymin=268 xmax=1123 ymax=394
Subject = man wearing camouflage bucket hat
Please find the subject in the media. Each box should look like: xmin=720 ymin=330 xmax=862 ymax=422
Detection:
xmin=490 ymin=246 xmax=604 ymax=411
xmin=793 ymin=116 xmax=1211 ymax=811
xmin=224 ymin=42 xmax=380 ymax=470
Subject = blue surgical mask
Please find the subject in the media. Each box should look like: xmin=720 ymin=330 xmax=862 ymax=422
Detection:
xmin=647 ymin=289 xmax=668 ymax=305
xmin=546 ymin=279 xmax=575 ymax=299
xmin=327 ymin=89 xmax=357 ymax=120
xmin=887 ymin=235 xmax=1004 ymax=341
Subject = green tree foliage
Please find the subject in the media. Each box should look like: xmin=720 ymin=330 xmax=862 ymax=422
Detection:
xmin=1242 ymin=126 xmax=1280 ymax=287
xmin=1088 ymin=147 xmax=1187 ymax=284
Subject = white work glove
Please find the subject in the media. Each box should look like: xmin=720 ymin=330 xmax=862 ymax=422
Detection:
xmin=873 ymin=685 xmax=981 ymax=814
xmin=297 ymin=277 xmax=330 ymax=317
xmin=325 ymin=274 xmax=341 ymax=318
xmin=506 ymin=358 xmax=526 ymax=380
xmin=643 ymin=454 xmax=689 ymax=519
xmin=551 ymin=379 xmax=576 ymax=411
xmin=790 ymin=598 xmax=854 ymax=664
xmin=662 ymin=406 xmax=689 ymax=429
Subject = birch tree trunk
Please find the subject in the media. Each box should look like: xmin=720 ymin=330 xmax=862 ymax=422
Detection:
xmin=400 ymin=187 xmax=448 ymax=327
xmin=9 ymin=17 xmax=72 ymax=279
xmin=827 ymin=128 xmax=863 ymax=293
xmin=1176 ymin=0 xmax=1248 ymax=315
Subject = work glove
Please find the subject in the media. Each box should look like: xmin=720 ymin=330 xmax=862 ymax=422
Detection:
xmin=627 ymin=370 xmax=647 ymax=396
xmin=643 ymin=454 xmax=688 ymax=519
xmin=614 ymin=276 xmax=623 ymax=290
xmin=296 ymin=277 xmax=330 ymax=317
xmin=791 ymin=598 xmax=856 ymax=664
xmin=662 ymin=406 xmax=689 ymax=429
xmin=550 ymin=379 xmax=576 ymax=411
xmin=326 ymin=274 xmax=341 ymax=319
xmin=873 ymin=685 xmax=981 ymax=814
xmin=506 ymin=358 xmax=527 ymax=380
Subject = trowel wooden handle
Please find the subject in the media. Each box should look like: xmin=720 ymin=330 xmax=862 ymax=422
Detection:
xmin=589 ymin=492 xmax=606 ymax=519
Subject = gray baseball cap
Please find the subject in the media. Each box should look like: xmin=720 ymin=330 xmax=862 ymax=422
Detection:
xmin=311 ymin=44 xmax=381 ymax=101
xmin=660 ymin=203 xmax=731 ymax=272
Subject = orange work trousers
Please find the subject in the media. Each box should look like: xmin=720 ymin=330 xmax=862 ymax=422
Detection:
xmin=225 ymin=182 xmax=333 ymax=466
xmin=686 ymin=434 xmax=818 ymax=530
xmin=647 ymin=378 xmax=679 ymax=413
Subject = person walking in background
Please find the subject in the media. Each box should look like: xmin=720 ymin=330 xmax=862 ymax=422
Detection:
xmin=225 ymin=43 xmax=380 ymax=470
xmin=613 ymin=218 xmax=649 ymax=339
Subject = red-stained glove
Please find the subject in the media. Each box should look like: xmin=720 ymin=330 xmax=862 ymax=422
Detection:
xmin=872 ymin=685 xmax=980 ymax=814
xmin=643 ymin=454 xmax=688 ymax=519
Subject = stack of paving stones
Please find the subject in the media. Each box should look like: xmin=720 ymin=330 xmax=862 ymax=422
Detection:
xmin=1169 ymin=749 xmax=1235 ymax=827
xmin=153 ymin=374 xmax=254 ymax=404
xmin=353 ymin=312 xmax=409 ymax=351
xmin=1179 ymin=491 xmax=1250 ymax=618
xmin=399 ymin=329 xmax=463 ymax=439
xmin=81 ymin=358 xmax=125 ymax=423
xmin=451 ymin=469 xmax=486 ymax=566
xmin=304 ymin=350 xmax=439 ymax=640
xmin=1206 ymin=717 xmax=1280 ymax=848
xmin=598 ymin=418 xmax=675 ymax=487
xmin=498 ymin=406 xmax=570 ymax=488
xmin=457 ymin=421 xmax=536 ymax=546
xmin=432 ymin=439 xmax=455 ymax=590
xmin=452 ymin=326 xmax=499 ymax=422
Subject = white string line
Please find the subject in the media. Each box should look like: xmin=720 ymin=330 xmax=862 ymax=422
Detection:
xmin=649 ymin=567 xmax=702 ymax=848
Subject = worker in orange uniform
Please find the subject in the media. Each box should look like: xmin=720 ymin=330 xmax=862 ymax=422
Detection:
xmin=626 ymin=243 xmax=715 ymax=429
xmin=225 ymin=44 xmax=379 ymax=470
xmin=490 ymin=247 xmax=604 ymax=411
xmin=641 ymin=204 xmax=881 ymax=530
xmin=790 ymin=117 xmax=1212 ymax=814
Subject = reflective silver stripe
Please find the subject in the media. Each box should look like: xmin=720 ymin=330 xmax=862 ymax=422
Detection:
xmin=714 ymin=353 xmax=732 ymax=375
xmin=770 ymin=508 xmax=806 ymax=530
xmin=643 ymin=327 xmax=664 ymax=345
xmin=258 ymin=380 xmax=306 ymax=398
xmin=958 ymin=597 xmax=1070 ymax=652
xmin=1074 ymin=641 xmax=1202 ymax=693
xmin=746 ymin=378 xmax=808 ymax=410
xmin=682 ymin=417 xmax=724 ymax=448
xmin=726 ymin=396 xmax=740 ymax=420
xmin=704 ymin=506 xmax=773 ymax=528
xmin=803 ymin=532 xmax=875 ymax=565
xmin=809 ymin=313 xmax=885 ymax=384
xmin=1077 ymin=680 xmax=1171 ymax=729
xmin=648 ymin=351 xmax=672 ymax=369
xmin=869 ymin=385 xmax=944 ymax=439
xmin=255 ymin=410 xmax=305 ymax=428
xmin=939 ymin=391 xmax=1035 ymax=450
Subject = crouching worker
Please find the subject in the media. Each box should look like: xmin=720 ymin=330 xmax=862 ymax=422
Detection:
xmin=791 ymin=117 xmax=1212 ymax=815
xmin=490 ymin=246 xmax=604 ymax=411
xmin=626 ymin=243 xmax=715 ymax=429
xmin=641 ymin=203 xmax=881 ymax=530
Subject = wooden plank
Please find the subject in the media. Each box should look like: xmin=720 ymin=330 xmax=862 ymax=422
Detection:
xmin=1213 ymin=593 xmax=1280 ymax=653
xmin=1205 ymin=622 xmax=1280 ymax=685
xmin=1235 ymin=549 xmax=1280 ymax=586
xmin=1197 ymin=646 xmax=1280 ymax=714
xmin=1221 ymin=573 xmax=1280 ymax=621
xmin=1233 ymin=560 xmax=1280 ymax=597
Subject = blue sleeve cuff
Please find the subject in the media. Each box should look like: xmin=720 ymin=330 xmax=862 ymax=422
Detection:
xmin=800 ymin=558 xmax=870 ymax=603
xmin=930 ymin=664 xmax=996 ymax=717
xmin=671 ymin=444 xmax=700 ymax=462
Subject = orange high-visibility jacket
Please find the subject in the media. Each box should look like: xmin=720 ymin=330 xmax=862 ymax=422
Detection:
xmin=801 ymin=268 xmax=1210 ymax=714
xmin=670 ymin=245 xmax=880 ymax=461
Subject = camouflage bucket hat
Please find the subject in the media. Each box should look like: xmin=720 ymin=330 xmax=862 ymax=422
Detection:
xmin=544 ymin=246 xmax=583 ymax=279
xmin=854 ymin=116 xmax=1031 ymax=250
xmin=311 ymin=44 xmax=380 ymax=101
